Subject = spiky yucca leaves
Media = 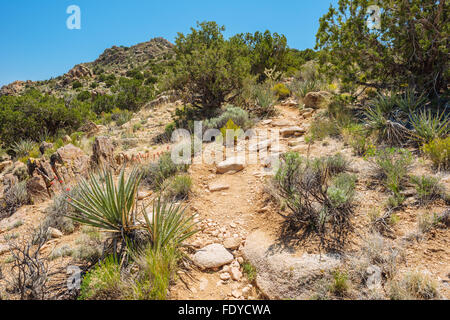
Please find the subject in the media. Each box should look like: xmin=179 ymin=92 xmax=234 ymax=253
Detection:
xmin=144 ymin=197 xmax=198 ymax=251
xmin=67 ymin=167 xmax=144 ymax=250
xmin=409 ymin=109 xmax=449 ymax=143
xmin=12 ymin=140 xmax=36 ymax=158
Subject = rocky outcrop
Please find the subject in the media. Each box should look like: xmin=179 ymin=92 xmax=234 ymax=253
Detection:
xmin=243 ymin=231 xmax=341 ymax=300
xmin=66 ymin=64 xmax=93 ymax=80
xmin=26 ymin=176 xmax=50 ymax=203
xmin=91 ymin=136 xmax=116 ymax=170
xmin=57 ymin=144 xmax=91 ymax=179
xmin=0 ymin=80 xmax=33 ymax=96
xmin=79 ymin=121 xmax=100 ymax=137
xmin=303 ymin=91 xmax=331 ymax=109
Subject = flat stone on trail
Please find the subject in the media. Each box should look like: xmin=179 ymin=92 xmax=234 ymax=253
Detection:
xmin=192 ymin=244 xmax=234 ymax=269
xmin=223 ymin=237 xmax=242 ymax=250
xmin=0 ymin=244 xmax=10 ymax=255
xmin=243 ymin=231 xmax=341 ymax=300
xmin=272 ymin=119 xmax=295 ymax=127
xmin=280 ymin=126 xmax=306 ymax=137
xmin=249 ymin=139 xmax=272 ymax=152
xmin=208 ymin=182 xmax=230 ymax=192
xmin=216 ymin=156 xmax=245 ymax=174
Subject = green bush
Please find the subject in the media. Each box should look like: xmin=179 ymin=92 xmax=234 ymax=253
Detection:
xmin=11 ymin=140 xmax=36 ymax=158
xmin=141 ymin=152 xmax=189 ymax=190
xmin=368 ymin=148 xmax=413 ymax=204
xmin=329 ymin=271 xmax=349 ymax=296
xmin=72 ymin=81 xmax=83 ymax=89
xmin=422 ymin=137 xmax=450 ymax=170
xmin=308 ymin=118 xmax=340 ymax=141
xmin=272 ymin=83 xmax=290 ymax=100
xmin=204 ymin=105 xmax=252 ymax=131
xmin=163 ymin=175 xmax=192 ymax=200
xmin=410 ymin=109 xmax=449 ymax=143
xmin=0 ymin=182 xmax=31 ymax=220
xmin=410 ymin=175 xmax=444 ymax=204
xmin=78 ymin=255 xmax=122 ymax=300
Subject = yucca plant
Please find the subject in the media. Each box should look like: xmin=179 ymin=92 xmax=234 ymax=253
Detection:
xmin=144 ymin=197 xmax=198 ymax=251
xmin=67 ymin=167 xmax=144 ymax=253
xmin=12 ymin=139 xmax=36 ymax=158
xmin=397 ymin=88 xmax=427 ymax=114
xmin=409 ymin=109 xmax=449 ymax=143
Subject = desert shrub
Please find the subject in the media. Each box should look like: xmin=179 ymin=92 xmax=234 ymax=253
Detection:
xmin=112 ymin=109 xmax=133 ymax=127
xmin=363 ymin=94 xmax=412 ymax=146
xmin=0 ymin=182 xmax=31 ymax=220
xmin=274 ymin=152 xmax=356 ymax=249
xmin=390 ymin=271 xmax=440 ymax=300
xmin=76 ymin=91 xmax=91 ymax=102
xmin=368 ymin=148 xmax=413 ymax=203
xmin=141 ymin=152 xmax=189 ymax=190
xmin=78 ymin=255 xmax=122 ymax=300
xmin=417 ymin=213 xmax=441 ymax=235
xmin=92 ymin=95 xmax=115 ymax=114
xmin=0 ymin=89 xmax=94 ymax=146
xmin=68 ymin=167 xmax=147 ymax=259
xmin=410 ymin=175 xmax=444 ymax=204
xmin=163 ymin=175 xmax=192 ymax=200
xmin=169 ymin=21 xmax=251 ymax=111
xmin=49 ymin=245 xmax=73 ymax=261
xmin=322 ymin=153 xmax=350 ymax=177
xmin=316 ymin=1 xmax=448 ymax=97
xmin=72 ymin=81 xmax=83 ymax=89
xmin=272 ymin=83 xmax=290 ymax=100
xmin=329 ymin=270 xmax=349 ymax=296
xmin=308 ymin=118 xmax=340 ymax=141
xmin=342 ymin=124 xmax=371 ymax=156
xmin=204 ymin=105 xmax=252 ymax=131
xmin=42 ymin=187 xmax=81 ymax=235
xmin=7 ymin=227 xmax=49 ymax=300
xmin=410 ymin=109 xmax=449 ymax=143
xmin=239 ymin=80 xmax=277 ymax=118
xmin=422 ymin=137 xmax=450 ymax=171
xmin=11 ymin=140 xmax=36 ymax=158
xmin=114 ymin=77 xmax=154 ymax=112
xmin=129 ymin=244 xmax=179 ymax=300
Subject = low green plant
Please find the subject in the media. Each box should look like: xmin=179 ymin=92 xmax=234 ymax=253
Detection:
xmin=204 ymin=105 xmax=252 ymax=131
xmin=329 ymin=270 xmax=349 ymax=296
xmin=0 ymin=182 xmax=31 ymax=220
xmin=141 ymin=152 xmax=189 ymax=190
xmin=410 ymin=175 xmax=444 ymax=204
xmin=390 ymin=271 xmax=440 ymax=300
xmin=410 ymin=109 xmax=449 ymax=143
xmin=242 ymin=262 xmax=257 ymax=282
xmin=308 ymin=118 xmax=339 ymax=142
xmin=11 ymin=140 xmax=36 ymax=158
xmin=422 ymin=137 xmax=450 ymax=170
xmin=78 ymin=255 xmax=122 ymax=300
xmin=163 ymin=175 xmax=192 ymax=200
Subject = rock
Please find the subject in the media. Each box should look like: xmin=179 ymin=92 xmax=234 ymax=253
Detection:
xmin=137 ymin=191 xmax=152 ymax=200
xmin=223 ymin=237 xmax=241 ymax=250
xmin=216 ymin=156 xmax=245 ymax=174
xmin=80 ymin=121 xmax=99 ymax=137
xmin=280 ymin=126 xmax=306 ymax=137
xmin=231 ymin=289 xmax=242 ymax=299
xmin=26 ymin=176 xmax=49 ymax=203
xmin=62 ymin=135 xmax=72 ymax=143
xmin=303 ymin=91 xmax=331 ymax=109
xmin=199 ymin=278 xmax=209 ymax=291
xmin=57 ymin=144 xmax=90 ymax=177
xmin=208 ymin=182 xmax=230 ymax=192
xmin=272 ymin=120 xmax=295 ymax=127
xmin=230 ymin=267 xmax=243 ymax=281
xmin=242 ymin=287 xmax=251 ymax=296
xmin=220 ymin=273 xmax=231 ymax=281
xmin=48 ymin=227 xmax=63 ymax=239
xmin=66 ymin=64 xmax=92 ymax=79
xmin=39 ymin=142 xmax=54 ymax=155
xmin=288 ymin=137 xmax=305 ymax=147
xmin=261 ymin=120 xmax=272 ymax=125
xmin=0 ymin=244 xmax=10 ymax=255
xmin=0 ymin=160 xmax=12 ymax=173
xmin=243 ymin=231 xmax=341 ymax=300
xmin=366 ymin=265 xmax=382 ymax=290
xmin=91 ymin=137 xmax=116 ymax=170
xmin=192 ymin=244 xmax=234 ymax=269
xmin=281 ymin=98 xmax=299 ymax=107
xmin=249 ymin=139 xmax=272 ymax=152
xmin=400 ymin=188 xmax=417 ymax=198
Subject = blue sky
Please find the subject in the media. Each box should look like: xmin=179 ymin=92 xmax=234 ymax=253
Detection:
xmin=0 ymin=0 xmax=338 ymax=87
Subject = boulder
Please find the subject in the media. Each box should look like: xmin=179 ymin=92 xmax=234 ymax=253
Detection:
xmin=48 ymin=227 xmax=63 ymax=239
xmin=0 ymin=160 xmax=12 ymax=173
xmin=26 ymin=176 xmax=49 ymax=203
xmin=230 ymin=267 xmax=243 ymax=281
xmin=80 ymin=121 xmax=99 ymax=137
xmin=91 ymin=136 xmax=116 ymax=170
xmin=192 ymin=244 xmax=234 ymax=269
xmin=249 ymin=139 xmax=272 ymax=152
xmin=57 ymin=144 xmax=90 ymax=177
xmin=243 ymin=231 xmax=341 ymax=300
xmin=216 ymin=156 xmax=245 ymax=174
xmin=272 ymin=120 xmax=295 ymax=127
xmin=280 ymin=126 xmax=306 ymax=137
xmin=303 ymin=91 xmax=331 ymax=109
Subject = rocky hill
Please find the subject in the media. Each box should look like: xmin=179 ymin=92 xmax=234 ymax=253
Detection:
xmin=0 ymin=37 xmax=174 ymax=98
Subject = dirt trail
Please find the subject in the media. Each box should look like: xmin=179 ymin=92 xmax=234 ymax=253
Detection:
xmin=170 ymin=105 xmax=308 ymax=300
